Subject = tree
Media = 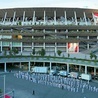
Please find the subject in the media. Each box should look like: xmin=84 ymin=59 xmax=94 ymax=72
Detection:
xmin=41 ymin=48 xmax=46 ymax=56
xmin=90 ymin=52 xmax=93 ymax=60
xmin=19 ymin=21 xmax=21 ymax=25
xmin=9 ymin=49 xmax=13 ymax=56
xmin=57 ymin=50 xmax=62 ymax=56
xmin=94 ymin=54 xmax=97 ymax=60
xmin=32 ymin=48 xmax=35 ymax=55
xmin=12 ymin=48 xmax=19 ymax=55
xmin=37 ymin=50 xmax=41 ymax=56
xmin=68 ymin=53 xmax=70 ymax=58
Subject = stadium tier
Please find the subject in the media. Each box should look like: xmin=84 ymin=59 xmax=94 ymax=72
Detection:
xmin=0 ymin=7 xmax=98 ymax=55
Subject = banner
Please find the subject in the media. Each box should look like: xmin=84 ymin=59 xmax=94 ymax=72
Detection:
xmin=68 ymin=43 xmax=79 ymax=53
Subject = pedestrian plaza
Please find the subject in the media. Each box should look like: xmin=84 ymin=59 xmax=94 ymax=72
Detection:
xmin=0 ymin=72 xmax=98 ymax=98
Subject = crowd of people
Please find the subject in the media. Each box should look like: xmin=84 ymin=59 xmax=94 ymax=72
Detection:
xmin=14 ymin=71 xmax=98 ymax=94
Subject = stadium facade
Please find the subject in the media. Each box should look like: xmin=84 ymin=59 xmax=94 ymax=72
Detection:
xmin=0 ymin=7 xmax=98 ymax=74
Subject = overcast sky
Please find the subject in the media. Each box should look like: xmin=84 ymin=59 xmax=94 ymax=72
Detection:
xmin=0 ymin=0 xmax=98 ymax=9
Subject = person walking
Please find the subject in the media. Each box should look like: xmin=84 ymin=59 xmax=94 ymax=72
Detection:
xmin=32 ymin=90 xmax=35 ymax=95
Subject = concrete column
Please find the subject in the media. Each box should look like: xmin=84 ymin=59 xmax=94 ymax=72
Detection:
xmin=9 ymin=42 xmax=12 ymax=50
xmin=33 ymin=11 xmax=35 ymax=25
xmin=87 ymin=44 xmax=89 ymax=50
xmin=66 ymin=43 xmax=68 ymax=53
xmin=4 ymin=63 xmax=7 ymax=72
xmin=83 ymin=12 xmax=87 ymax=25
xmin=22 ymin=11 xmax=25 ymax=25
xmin=43 ymin=62 xmax=45 ymax=67
xmin=94 ymin=67 xmax=96 ymax=75
xmin=44 ymin=11 xmax=46 ymax=25
xmin=49 ymin=62 xmax=52 ymax=73
xmin=87 ymin=36 xmax=89 ymax=50
xmin=3 ymin=12 xmax=7 ymax=24
xmin=23 ymin=11 xmax=25 ymax=22
xmin=43 ymin=36 xmax=45 ymax=49
xmin=54 ymin=11 xmax=56 ymax=25
xmin=12 ymin=11 xmax=16 ymax=25
xmin=67 ymin=63 xmax=69 ymax=73
xmin=85 ymin=66 xmax=87 ymax=74
xmin=64 ymin=11 xmax=67 ymax=25
xmin=19 ymin=62 xmax=22 ymax=69
xmin=28 ymin=61 xmax=30 ymax=72
xmin=55 ymin=42 xmax=57 ymax=55
xmin=21 ymin=42 xmax=22 ymax=53
xmin=74 ymin=11 xmax=77 ymax=25
xmin=79 ymin=65 xmax=81 ymax=72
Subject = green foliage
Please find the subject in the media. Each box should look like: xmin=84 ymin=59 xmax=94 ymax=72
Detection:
xmin=37 ymin=48 xmax=46 ymax=56
xmin=57 ymin=50 xmax=62 ymax=56
xmin=3 ymin=49 xmax=7 ymax=56
xmin=41 ymin=48 xmax=46 ymax=56
xmin=37 ymin=50 xmax=41 ymax=56
xmin=94 ymin=54 xmax=97 ymax=60
xmin=0 ymin=89 xmax=2 ymax=93
xmin=19 ymin=21 xmax=21 ymax=25
xmin=9 ymin=49 xmax=13 ymax=56
xmin=32 ymin=48 xmax=35 ymax=55
xmin=68 ymin=53 xmax=70 ymax=58
xmin=90 ymin=52 xmax=97 ymax=60
xmin=12 ymin=48 xmax=18 ymax=55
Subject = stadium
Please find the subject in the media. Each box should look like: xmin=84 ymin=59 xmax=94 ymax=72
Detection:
xmin=0 ymin=7 xmax=98 ymax=77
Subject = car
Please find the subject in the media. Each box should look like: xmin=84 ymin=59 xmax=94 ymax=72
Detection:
xmin=57 ymin=71 xmax=68 ymax=77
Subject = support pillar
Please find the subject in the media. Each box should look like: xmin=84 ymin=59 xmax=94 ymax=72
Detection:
xmin=43 ymin=36 xmax=45 ymax=49
xmin=12 ymin=11 xmax=16 ymax=25
xmin=33 ymin=11 xmax=35 ymax=25
xmin=49 ymin=62 xmax=52 ymax=73
xmin=19 ymin=62 xmax=22 ymax=69
xmin=64 ymin=11 xmax=67 ymax=25
xmin=83 ymin=12 xmax=87 ymax=25
xmin=87 ymin=36 xmax=89 ymax=50
xmin=79 ymin=65 xmax=81 ymax=72
xmin=22 ymin=11 xmax=25 ymax=25
xmin=43 ymin=62 xmax=45 ymax=67
xmin=3 ymin=12 xmax=7 ymax=24
xmin=67 ymin=63 xmax=69 ymax=73
xmin=94 ymin=67 xmax=96 ymax=75
xmin=74 ymin=11 xmax=77 ymax=25
xmin=28 ymin=61 xmax=30 ymax=72
xmin=55 ymin=42 xmax=57 ymax=55
xmin=44 ymin=11 xmax=46 ymax=25
xmin=54 ymin=11 xmax=56 ymax=25
xmin=85 ymin=66 xmax=87 ymax=74
xmin=21 ymin=42 xmax=22 ymax=54
xmin=4 ymin=63 xmax=7 ymax=72
xmin=9 ymin=42 xmax=12 ymax=50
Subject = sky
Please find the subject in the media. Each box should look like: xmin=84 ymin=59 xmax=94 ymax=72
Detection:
xmin=0 ymin=0 xmax=98 ymax=9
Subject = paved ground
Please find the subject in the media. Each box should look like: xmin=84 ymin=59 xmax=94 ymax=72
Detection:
xmin=0 ymin=72 xmax=98 ymax=98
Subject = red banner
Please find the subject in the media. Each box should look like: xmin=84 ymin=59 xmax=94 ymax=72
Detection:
xmin=68 ymin=43 xmax=79 ymax=53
